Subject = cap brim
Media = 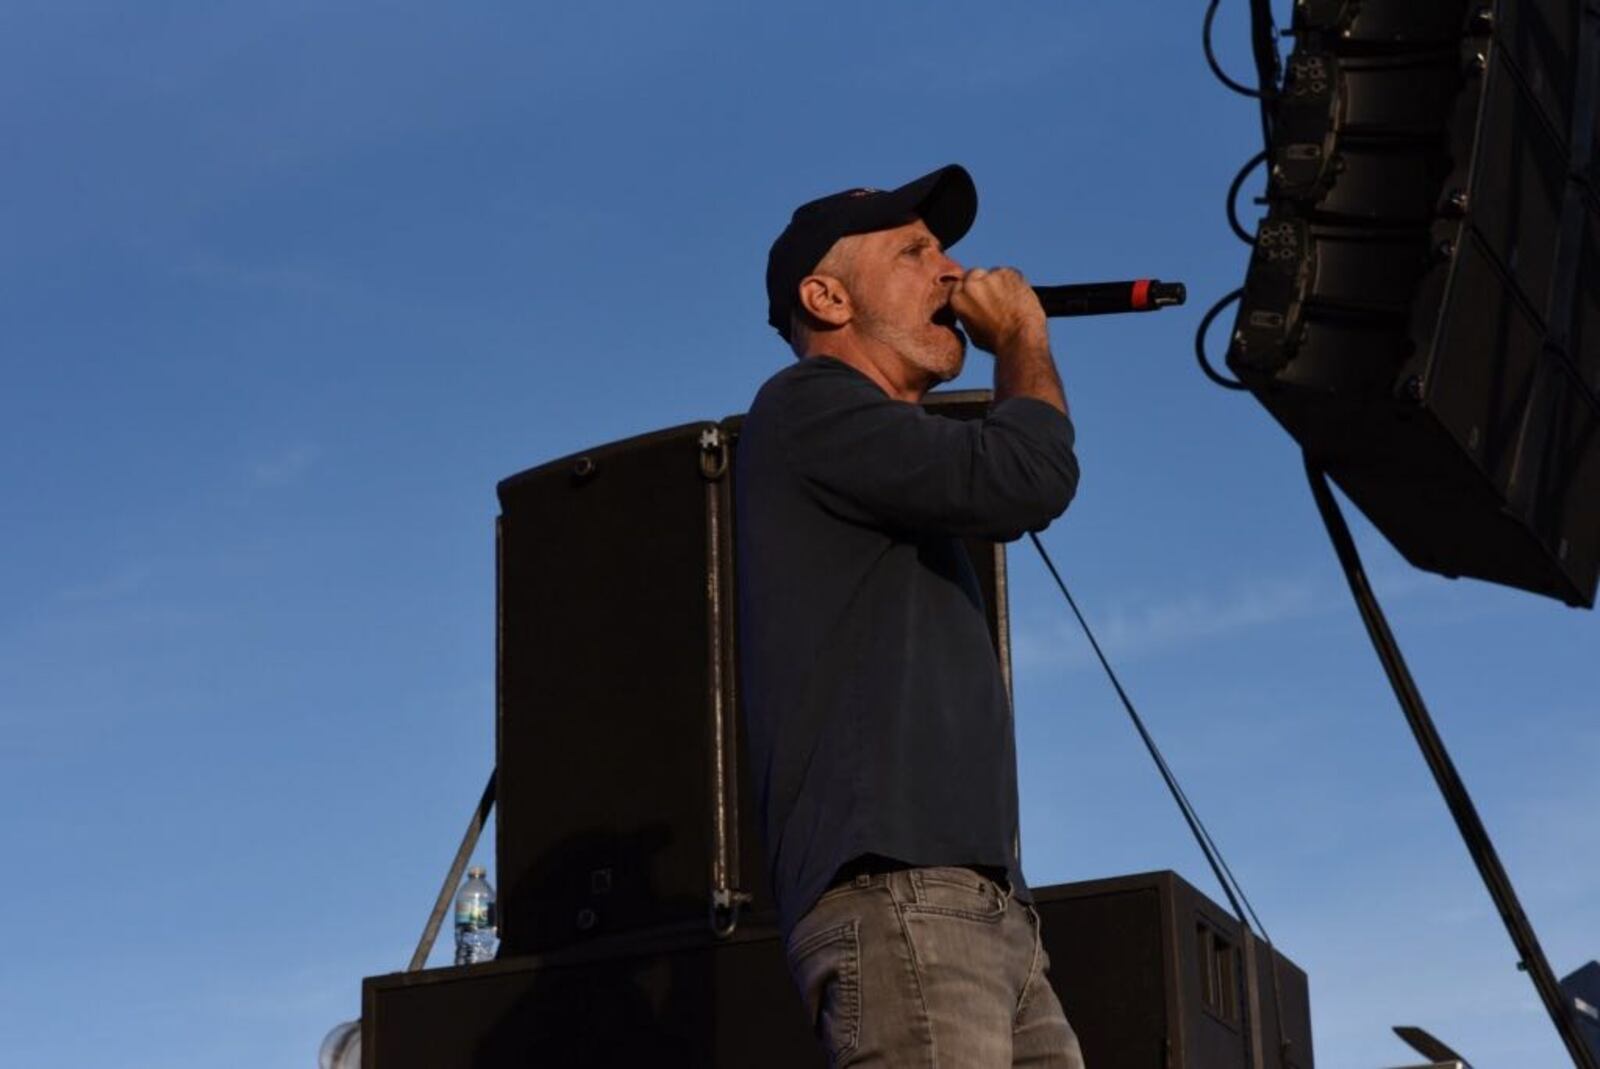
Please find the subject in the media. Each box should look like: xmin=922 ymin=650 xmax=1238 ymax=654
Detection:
xmin=879 ymin=164 xmax=977 ymax=250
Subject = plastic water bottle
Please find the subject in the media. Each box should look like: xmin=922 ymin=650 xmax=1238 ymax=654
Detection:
xmin=454 ymin=865 xmax=497 ymax=965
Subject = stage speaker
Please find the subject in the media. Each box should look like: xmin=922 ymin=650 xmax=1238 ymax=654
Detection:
xmin=362 ymin=923 xmax=818 ymax=1069
xmin=361 ymin=871 xmax=1313 ymax=1068
xmin=1035 ymin=872 xmax=1314 ymax=1069
xmin=494 ymin=390 xmax=1011 ymax=957
xmin=1227 ymin=0 xmax=1600 ymax=607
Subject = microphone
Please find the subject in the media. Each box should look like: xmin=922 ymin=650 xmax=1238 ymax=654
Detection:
xmin=1032 ymin=279 xmax=1187 ymax=318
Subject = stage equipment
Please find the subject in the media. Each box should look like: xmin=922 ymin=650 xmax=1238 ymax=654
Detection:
xmin=1226 ymin=0 xmax=1600 ymax=608
xmin=1040 ymin=871 xmax=1313 ymax=1069
xmin=1033 ymin=279 xmax=1187 ymax=316
xmin=1388 ymin=1025 xmax=1471 ymax=1069
xmin=493 ymin=392 xmax=1012 ymax=957
xmin=365 ymin=916 xmax=816 ymax=1068
xmin=1565 ymin=961 xmax=1600 ymax=1061
xmin=360 ymin=871 xmax=1314 ymax=1069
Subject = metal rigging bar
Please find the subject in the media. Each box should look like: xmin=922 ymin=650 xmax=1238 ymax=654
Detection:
xmin=1304 ymin=456 xmax=1599 ymax=1069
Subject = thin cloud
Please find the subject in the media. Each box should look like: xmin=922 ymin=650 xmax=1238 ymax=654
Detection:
xmin=58 ymin=564 xmax=153 ymax=604
xmin=1014 ymin=575 xmax=1323 ymax=670
xmin=178 ymin=250 xmax=346 ymax=299
xmin=252 ymin=444 xmax=320 ymax=488
xmin=1011 ymin=551 xmax=1490 ymax=673
xmin=198 ymin=959 xmax=367 ymax=1031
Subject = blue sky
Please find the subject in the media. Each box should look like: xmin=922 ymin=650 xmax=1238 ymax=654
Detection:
xmin=2 ymin=3 xmax=1594 ymax=1066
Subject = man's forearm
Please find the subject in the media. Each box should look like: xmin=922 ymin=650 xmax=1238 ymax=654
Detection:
xmin=992 ymin=327 xmax=1068 ymax=416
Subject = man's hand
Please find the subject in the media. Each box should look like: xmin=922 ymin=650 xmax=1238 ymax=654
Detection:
xmin=951 ymin=266 xmax=1068 ymax=415
xmin=949 ymin=266 xmax=1049 ymax=359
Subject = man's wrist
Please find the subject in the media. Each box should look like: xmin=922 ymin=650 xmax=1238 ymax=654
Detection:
xmin=990 ymin=322 xmax=1052 ymax=364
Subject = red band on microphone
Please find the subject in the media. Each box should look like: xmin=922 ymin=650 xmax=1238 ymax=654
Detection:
xmin=1131 ymin=279 xmax=1152 ymax=310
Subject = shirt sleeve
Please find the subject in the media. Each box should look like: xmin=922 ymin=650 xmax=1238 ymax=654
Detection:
xmin=777 ymin=359 xmax=1080 ymax=540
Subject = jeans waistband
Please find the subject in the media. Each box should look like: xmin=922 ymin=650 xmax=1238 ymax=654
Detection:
xmin=830 ymin=854 xmax=1010 ymax=891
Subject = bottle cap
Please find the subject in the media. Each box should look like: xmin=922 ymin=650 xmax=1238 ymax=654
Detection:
xmin=467 ymin=866 xmax=486 ymax=878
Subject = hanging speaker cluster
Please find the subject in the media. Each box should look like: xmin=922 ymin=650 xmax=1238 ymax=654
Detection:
xmin=1227 ymin=0 xmax=1600 ymax=607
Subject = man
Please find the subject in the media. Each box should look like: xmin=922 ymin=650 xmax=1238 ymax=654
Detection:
xmin=735 ymin=163 xmax=1085 ymax=1067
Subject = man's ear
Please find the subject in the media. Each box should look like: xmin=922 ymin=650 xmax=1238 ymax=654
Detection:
xmin=797 ymin=274 xmax=852 ymax=328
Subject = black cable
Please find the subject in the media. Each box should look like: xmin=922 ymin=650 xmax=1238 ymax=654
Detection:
xmin=1228 ymin=149 xmax=1268 ymax=246
xmin=1194 ymin=288 xmax=1249 ymax=391
xmin=1030 ymin=532 xmax=1301 ymax=1066
xmin=1026 ymin=532 xmax=1271 ymax=942
xmin=1248 ymin=0 xmax=1283 ymax=146
xmin=1204 ymin=0 xmax=1266 ymax=98
xmin=1200 ymin=3 xmax=1278 ymax=398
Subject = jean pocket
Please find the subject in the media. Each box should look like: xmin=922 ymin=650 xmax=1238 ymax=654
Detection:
xmin=786 ymin=919 xmax=862 ymax=1061
xmin=903 ymin=866 xmax=1006 ymax=923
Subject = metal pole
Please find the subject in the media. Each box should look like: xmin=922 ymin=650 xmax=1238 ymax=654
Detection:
xmin=1305 ymin=459 xmax=1597 ymax=1069
xmin=407 ymin=768 xmax=497 ymax=972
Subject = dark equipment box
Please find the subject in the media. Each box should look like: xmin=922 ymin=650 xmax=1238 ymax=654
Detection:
xmin=362 ymin=870 xmax=1314 ymax=1068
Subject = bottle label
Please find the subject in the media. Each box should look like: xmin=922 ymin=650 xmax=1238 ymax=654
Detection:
xmin=456 ymin=901 xmax=490 ymax=927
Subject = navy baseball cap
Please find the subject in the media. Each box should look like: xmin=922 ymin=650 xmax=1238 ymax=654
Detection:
xmin=765 ymin=164 xmax=977 ymax=340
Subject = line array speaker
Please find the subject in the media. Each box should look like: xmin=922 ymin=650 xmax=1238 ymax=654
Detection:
xmin=1227 ymin=0 xmax=1600 ymax=607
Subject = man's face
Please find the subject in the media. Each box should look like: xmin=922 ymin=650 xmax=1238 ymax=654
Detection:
xmin=844 ymin=218 xmax=967 ymax=383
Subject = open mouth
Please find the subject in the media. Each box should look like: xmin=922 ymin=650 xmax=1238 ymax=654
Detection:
xmin=930 ymin=304 xmax=966 ymax=345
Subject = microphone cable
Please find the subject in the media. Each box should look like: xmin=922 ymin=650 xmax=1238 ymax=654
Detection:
xmin=1025 ymin=531 xmax=1269 ymax=938
xmin=1028 ymin=530 xmax=1300 ymax=1067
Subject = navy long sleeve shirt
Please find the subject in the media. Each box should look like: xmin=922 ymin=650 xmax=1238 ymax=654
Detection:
xmin=734 ymin=355 xmax=1080 ymax=936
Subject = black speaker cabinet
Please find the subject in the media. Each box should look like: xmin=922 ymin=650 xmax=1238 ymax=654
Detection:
xmin=362 ymin=870 xmax=1313 ymax=1068
xmin=362 ymin=922 xmax=817 ymax=1069
xmin=494 ymin=390 xmax=1011 ymax=957
xmin=1035 ymin=872 xmax=1314 ymax=1069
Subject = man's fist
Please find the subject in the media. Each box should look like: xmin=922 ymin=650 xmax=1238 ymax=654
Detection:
xmin=949 ymin=267 xmax=1049 ymax=357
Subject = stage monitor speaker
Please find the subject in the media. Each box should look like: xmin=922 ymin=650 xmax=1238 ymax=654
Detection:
xmin=361 ymin=871 xmax=1314 ymax=1068
xmin=494 ymin=390 xmax=1010 ymax=957
xmin=1036 ymin=871 xmax=1314 ymax=1069
xmin=362 ymin=922 xmax=817 ymax=1069
xmin=1227 ymin=1 xmax=1600 ymax=607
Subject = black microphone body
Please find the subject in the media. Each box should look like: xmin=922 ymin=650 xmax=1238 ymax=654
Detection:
xmin=1032 ymin=279 xmax=1186 ymax=317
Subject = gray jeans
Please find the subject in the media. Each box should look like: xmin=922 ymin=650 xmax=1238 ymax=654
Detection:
xmin=785 ymin=866 xmax=1086 ymax=1068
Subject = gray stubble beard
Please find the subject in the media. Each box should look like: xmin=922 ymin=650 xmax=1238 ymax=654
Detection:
xmin=856 ymin=309 xmax=967 ymax=385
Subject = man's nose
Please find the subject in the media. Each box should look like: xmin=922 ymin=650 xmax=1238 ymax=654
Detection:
xmin=937 ymin=251 xmax=963 ymax=282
